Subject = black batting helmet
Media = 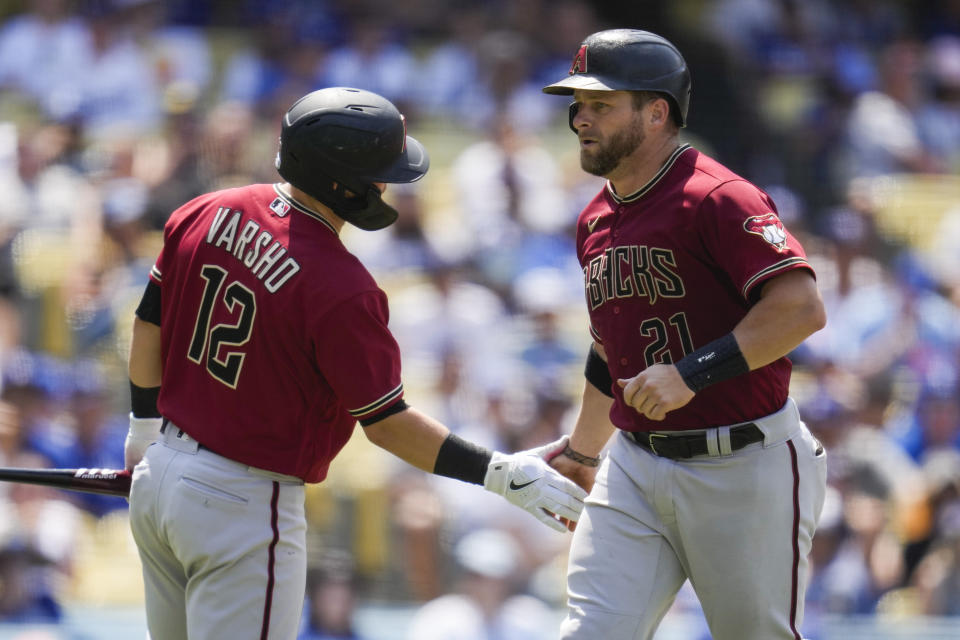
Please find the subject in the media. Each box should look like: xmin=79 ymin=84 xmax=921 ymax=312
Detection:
xmin=543 ymin=29 xmax=691 ymax=128
xmin=275 ymin=87 xmax=429 ymax=230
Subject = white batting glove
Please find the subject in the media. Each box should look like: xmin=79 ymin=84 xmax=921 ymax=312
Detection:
xmin=483 ymin=441 xmax=588 ymax=532
xmin=124 ymin=414 xmax=162 ymax=470
xmin=521 ymin=435 xmax=570 ymax=463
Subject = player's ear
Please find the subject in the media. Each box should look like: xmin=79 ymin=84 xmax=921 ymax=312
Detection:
xmin=648 ymin=97 xmax=670 ymax=127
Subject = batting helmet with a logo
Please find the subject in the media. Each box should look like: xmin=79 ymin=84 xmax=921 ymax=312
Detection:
xmin=275 ymin=87 xmax=429 ymax=230
xmin=543 ymin=29 xmax=691 ymax=128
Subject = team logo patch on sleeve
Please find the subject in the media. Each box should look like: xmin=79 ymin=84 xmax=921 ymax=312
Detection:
xmin=269 ymin=197 xmax=291 ymax=217
xmin=744 ymin=213 xmax=788 ymax=252
xmin=570 ymin=45 xmax=588 ymax=74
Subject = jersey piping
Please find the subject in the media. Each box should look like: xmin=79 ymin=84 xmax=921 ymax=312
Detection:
xmin=742 ymin=257 xmax=811 ymax=299
xmin=606 ymin=144 xmax=692 ymax=203
xmin=348 ymin=383 xmax=404 ymax=419
xmin=272 ymin=184 xmax=338 ymax=236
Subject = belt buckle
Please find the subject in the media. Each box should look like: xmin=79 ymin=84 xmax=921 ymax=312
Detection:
xmin=647 ymin=433 xmax=669 ymax=456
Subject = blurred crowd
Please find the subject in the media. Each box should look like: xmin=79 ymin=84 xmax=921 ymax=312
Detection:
xmin=0 ymin=0 xmax=959 ymax=637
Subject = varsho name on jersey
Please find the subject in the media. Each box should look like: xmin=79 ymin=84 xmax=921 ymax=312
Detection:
xmin=206 ymin=207 xmax=301 ymax=292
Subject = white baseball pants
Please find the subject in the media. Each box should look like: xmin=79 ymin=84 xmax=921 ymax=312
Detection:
xmin=129 ymin=425 xmax=307 ymax=640
xmin=560 ymin=398 xmax=827 ymax=640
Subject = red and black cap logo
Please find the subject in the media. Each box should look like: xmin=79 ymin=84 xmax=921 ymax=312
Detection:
xmin=569 ymin=44 xmax=588 ymax=75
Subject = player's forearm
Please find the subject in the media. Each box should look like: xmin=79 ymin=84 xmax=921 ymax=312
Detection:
xmin=362 ymin=406 xmax=449 ymax=473
xmin=732 ymin=270 xmax=826 ymax=370
xmin=569 ymin=379 xmax=617 ymax=457
xmin=129 ymin=317 xmax=163 ymax=388
xmin=126 ymin=318 xmax=164 ymax=468
xmin=366 ymin=406 xmax=585 ymax=532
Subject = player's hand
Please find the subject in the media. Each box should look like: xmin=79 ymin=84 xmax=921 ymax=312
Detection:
xmin=618 ymin=364 xmax=695 ymax=421
xmin=531 ymin=436 xmax=582 ymax=530
xmin=484 ymin=446 xmax=588 ymax=532
xmin=124 ymin=414 xmax=163 ymax=470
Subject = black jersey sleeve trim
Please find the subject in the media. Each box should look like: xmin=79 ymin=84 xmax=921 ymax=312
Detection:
xmin=358 ymin=399 xmax=409 ymax=426
xmin=349 ymin=384 xmax=404 ymax=419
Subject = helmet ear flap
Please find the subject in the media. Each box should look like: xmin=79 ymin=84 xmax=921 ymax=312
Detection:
xmin=275 ymin=87 xmax=428 ymax=230
xmin=568 ymin=102 xmax=580 ymax=134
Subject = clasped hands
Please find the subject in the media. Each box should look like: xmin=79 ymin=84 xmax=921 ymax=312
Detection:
xmin=484 ymin=436 xmax=592 ymax=532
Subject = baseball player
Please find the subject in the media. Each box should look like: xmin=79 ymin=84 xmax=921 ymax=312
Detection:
xmin=541 ymin=30 xmax=829 ymax=639
xmin=122 ymin=87 xmax=587 ymax=640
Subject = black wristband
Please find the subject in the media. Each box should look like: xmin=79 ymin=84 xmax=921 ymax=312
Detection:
xmin=130 ymin=381 xmax=161 ymax=418
xmin=674 ymin=333 xmax=750 ymax=393
xmin=585 ymin=345 xmax=614 ymax=398
xmin=433 ymin=433 xmax=493 ymax=486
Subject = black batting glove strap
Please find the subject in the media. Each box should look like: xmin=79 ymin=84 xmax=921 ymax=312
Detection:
xmin=433 ymin=433 xmax=493 ymax=486
xmin=674 ymin=333 xmax=750 ymax=393
xmin=585 ymin=344 xmax=615 ymax=398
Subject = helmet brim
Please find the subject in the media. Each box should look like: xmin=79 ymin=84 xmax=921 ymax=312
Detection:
xmin=364 ymin=135 xmax=430 ymax=184
xmin=543 ymin=75 xmax=626 ymax=95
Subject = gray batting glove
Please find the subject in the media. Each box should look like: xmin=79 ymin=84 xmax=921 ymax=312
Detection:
xmin=124 ymin=414 xmax=162 ymax=471
xmin=483 ymin=445 xmax=588 ymax=532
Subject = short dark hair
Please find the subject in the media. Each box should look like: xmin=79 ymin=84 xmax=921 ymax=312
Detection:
xmin=631 ymin=90 xmax=682 ymax=128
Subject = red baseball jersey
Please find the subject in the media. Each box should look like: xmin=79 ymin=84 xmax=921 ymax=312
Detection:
xmin=577 ymin=145 xmax=814 ymax=432
xmin=149 ymin=184 xmax=405 ymax=482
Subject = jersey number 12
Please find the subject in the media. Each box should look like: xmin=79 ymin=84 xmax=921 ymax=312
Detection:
xmin=188 ymin=265 xmax=257 ymax=388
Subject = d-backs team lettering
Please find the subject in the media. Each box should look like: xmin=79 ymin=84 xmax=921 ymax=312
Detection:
xmin=584 ymin=244 xmax=684 ymax=310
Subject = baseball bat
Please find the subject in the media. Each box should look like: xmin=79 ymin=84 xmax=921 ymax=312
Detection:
xmin=0 ymin=467 xmax=131 ymax=497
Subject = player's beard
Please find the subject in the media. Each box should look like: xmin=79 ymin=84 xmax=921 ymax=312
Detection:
xmin=580 ymin=120 xmax=646 ymax=177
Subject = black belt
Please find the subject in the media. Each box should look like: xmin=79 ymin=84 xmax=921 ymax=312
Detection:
xmin=625 ymin=423 xmax=764 ymax=460
xmin=160 ymin=419 xmax=206 ymax=450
